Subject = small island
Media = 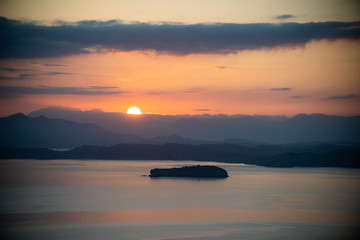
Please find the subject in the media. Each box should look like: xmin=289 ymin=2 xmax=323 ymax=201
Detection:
xmin=149 ymin=165 xmax=229 ymax=178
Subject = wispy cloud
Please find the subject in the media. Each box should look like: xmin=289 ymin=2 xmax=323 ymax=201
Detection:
xmin=1 ymin=17 xmax=359 ymax=58
xmin=0 ymin=75 xmax=22 ymax=81
xmin=193 ymin=108 xmax=210 ymax=112
xmin=290 ymin=95 xmax=303 ymax=99
xmin=183 ymin=87 xmax=204 ymax=93
xmin=89 ymin=86 xmax=119 ymax=90
xmin=19 ymin=72 xmax=72 ymax=78
xmin=0 ymin=86 xmax=126 ymax=98
xmin=44 ymin=63 xmax=68 ymax=67
xmin=215 ymin=66 xmax=227 ymax=70
xmin=325 ymin=94 xmax=357 ymax=100
xmin=270 ymin=88 xmax=292 ymax=91
xmin=275 ymin=14 xmax=296 ymax=20
xmin=146 ymin=91 xmax=171 ymax=95
xmin=0 ymin=71 xmax=73 ymax=81
xmin=44 ymin=72 xmax=71 ymax=76
xmin=0 ymin=67 xmax=34 ymax=72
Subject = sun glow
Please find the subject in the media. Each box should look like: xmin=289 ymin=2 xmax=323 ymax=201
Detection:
xmin=127 ymin=106 xmax=142 ymax=115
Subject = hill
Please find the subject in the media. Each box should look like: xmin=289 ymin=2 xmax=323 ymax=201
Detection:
xmin=28 ymin=106 xmax=360 ymax=144
xmin=1 ymin=143 xmax=359 ymax=168
xmin=0 ymin=113 xmax=143 ymax=148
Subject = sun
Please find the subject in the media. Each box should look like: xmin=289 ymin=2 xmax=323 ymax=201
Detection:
xmin=127 ymin=106 xmax=142 ymax=115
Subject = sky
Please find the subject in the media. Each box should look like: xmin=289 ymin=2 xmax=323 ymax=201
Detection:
xmin=0 ymin=0 xmax=359 ymax=116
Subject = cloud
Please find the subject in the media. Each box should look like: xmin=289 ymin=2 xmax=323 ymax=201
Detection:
xmin=18 ymin=74 xmax=34 ymax=78
xmin=1 ymin=17 xmax=359 ymax=58
xmin=0 ymin=67 xmax=34 ymax=72
xmin=19 ymin=72 xmax=72 ymax=78
xmin=215 ymin=66 xmax=227 ymax=70
xmin=183 ymin=87 xmax=204 ymax=93
xmin=325 ymin=94 xmax=357 ymax=100
xmin=44 ymin=64 xmax=68 ymax=67
xmin=275 ymin=14 xmax=296 ymax=20
xmin=0 ymin=85 xmax=126 ymax=98
xmin=144 ymin=90 xmax=172 ymax=95
xmin=270 ymin=88 xmax=292 ymax=91
xmin=193 ymin=108 xmax=210 ymax=112
xmin=89 ymin=86 xmax=119 ymax=90
xmin=0 ymin=71 xmax=73 ymax=80
xmin=290 ymin=95 xmax=303 ymax=99
xmin=44 ymin=72 xmax=71 ymax=76
xmin=0 ymin=68 xmax=72 ymax=80
xmin=0 ymin=75 xmax=22 ymax=81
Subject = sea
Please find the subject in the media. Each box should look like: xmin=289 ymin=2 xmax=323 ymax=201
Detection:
xmin=0 ymin=159 xmax=359 ymax=240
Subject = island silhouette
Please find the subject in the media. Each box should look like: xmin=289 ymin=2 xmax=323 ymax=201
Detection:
xmin=149 ymin=165 xmax=229 ymax=178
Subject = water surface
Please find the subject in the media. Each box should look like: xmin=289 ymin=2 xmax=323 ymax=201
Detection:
xmin=1 ymin=160 xmax=359 ymax=239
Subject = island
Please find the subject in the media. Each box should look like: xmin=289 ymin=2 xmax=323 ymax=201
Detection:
xmin=149 ymin=165 xmax=229 ymax=178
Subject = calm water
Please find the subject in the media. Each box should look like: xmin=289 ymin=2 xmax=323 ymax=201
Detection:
xmin=0 ymin=160 xmax=359 ymax=240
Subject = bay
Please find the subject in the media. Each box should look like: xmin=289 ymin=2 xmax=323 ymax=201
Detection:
xmin=1 ymin=159 xmax=359 ymax=240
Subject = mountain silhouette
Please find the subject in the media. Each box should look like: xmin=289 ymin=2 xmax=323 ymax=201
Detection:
xmin=28 ymin=106 xmax=360 ymax=144
xmin=0 ymin=113 xmax=144 ymax=148
xmin=148 ymin=134 xmax=216 ymax=145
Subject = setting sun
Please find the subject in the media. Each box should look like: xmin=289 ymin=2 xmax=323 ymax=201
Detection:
xmin=127 ymin=106 xmax=142 ymax=115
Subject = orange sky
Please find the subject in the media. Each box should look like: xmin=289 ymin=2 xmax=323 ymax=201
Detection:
xmin=0 ymin=0 xmax=359 ymax=116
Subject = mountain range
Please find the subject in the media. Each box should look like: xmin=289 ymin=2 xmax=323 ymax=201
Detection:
xmin=0 ymin=113 xmax=213 ymax=148
xmin=0 ymin=107 xmax=359 ymax=148
xmin=0 ymin=113 xmax=142 ymax=148
xmin=27 ymin=106 xmax=360 ymax=145
xmin=1 ymin=108 xmax=359 ymax=168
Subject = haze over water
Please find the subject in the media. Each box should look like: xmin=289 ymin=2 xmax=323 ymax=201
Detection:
xmin=1 ymin=160 xmax=359 ymax=240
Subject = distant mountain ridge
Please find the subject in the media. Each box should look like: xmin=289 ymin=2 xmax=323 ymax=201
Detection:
xmin=28 ymin=106 xmax=360 ymax=144
xmin=0 ymin=113 xmax=143 ymax=148
xmin=0 ymin=113 xmax=215 ymax=148
xmin=1 ymin=110 xmax=359 ymax=168
xmin=148 ymin=134 xmax=216 ymax=145
xmin=1 ymin=108 xmax=359 ymax=148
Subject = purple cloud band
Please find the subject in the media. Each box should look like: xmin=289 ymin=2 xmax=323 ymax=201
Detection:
xmin=1 ymin=17 xmax=359 ymax=58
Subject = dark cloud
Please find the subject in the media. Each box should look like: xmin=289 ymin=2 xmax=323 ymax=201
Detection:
xmin=326 ymin=94 xmax=357 ymax=100
xmin=193 ymin=109 xmax=210 ymax=111
xmin=0 ymin=85 xmax=126 ymax=98
xmin=146 ymin=91 xmax=171 ymax=95
xmin=270 ymin=88 xmax=292 ymax=91
xmin=0 ymin=75 xmax=22 ymax=80
xmin=1 ymin=17 xmax=359 ymax=58
xmin=44 ymin=71 xmax=71 ymax=76
xmin=44 ymin=64 xmax=68 ymax=67
xmin=16 ymin=71 xmax=72 ymax=78
xmin=275 ymin=14 xmax=296 ymax=20
xmin=183 ymin=87 xmax=204 ymax=93
xmin=18 ymin=74 xmax=34 ymax=78
xmin=290 ymin=95 xmax=303 ymax=98
xmin=215 ymin=66 xmax=227 ymax=70
xmin=0 ymin=67 xmax=34 ymax=72
xmin=89 ymin=86 xmax=119 ymax=90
